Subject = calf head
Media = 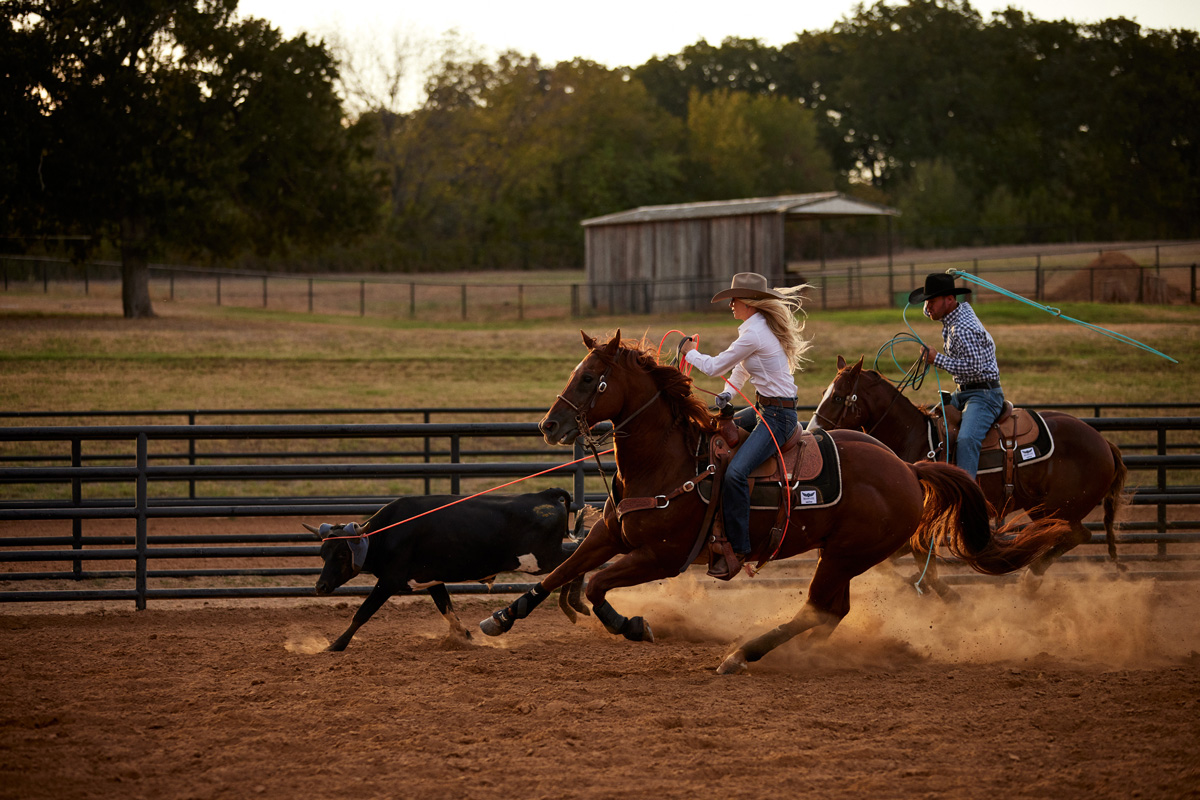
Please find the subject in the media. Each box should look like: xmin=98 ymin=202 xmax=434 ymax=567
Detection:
xmin=304 ymin=522 xmax=369 ymax=595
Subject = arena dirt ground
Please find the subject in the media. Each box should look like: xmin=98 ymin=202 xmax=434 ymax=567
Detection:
xmin=2 ymin=565 xmax=1198 ymax=800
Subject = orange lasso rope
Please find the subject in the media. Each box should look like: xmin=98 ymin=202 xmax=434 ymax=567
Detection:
xmin=322 ymin=449 xmax=615 ymax=540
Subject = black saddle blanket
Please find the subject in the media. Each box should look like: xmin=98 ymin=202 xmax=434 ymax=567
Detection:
xmin=697 ymin=427 xmax=843 ymax=510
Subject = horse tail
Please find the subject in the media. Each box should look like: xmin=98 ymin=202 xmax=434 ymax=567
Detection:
xmin=910 ymin=461 xmax=1070 ymax=576
xmin=1102 ymin=438 xmax=1129 ymax=565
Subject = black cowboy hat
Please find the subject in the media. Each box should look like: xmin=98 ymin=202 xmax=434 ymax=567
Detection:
xmin=908 ymin=272 xmax=972 ymax=305
xmin=710 ymin=272 xmax=786 ymax=303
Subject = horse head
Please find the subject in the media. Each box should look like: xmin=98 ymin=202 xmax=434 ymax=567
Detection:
xmin=810 ymin=355 xmax=869 ymax=431
xmin=539 ymin=329 xmax=627 ymax=446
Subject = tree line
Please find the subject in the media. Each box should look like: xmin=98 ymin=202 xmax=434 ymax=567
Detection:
xmin=3 ymin=0 xmax=1197 ymax=316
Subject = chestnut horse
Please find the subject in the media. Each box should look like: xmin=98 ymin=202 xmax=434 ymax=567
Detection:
xmin=810 ymin=355 xmax=1127 ymax=596
xmin=480 ymin=332 xmax=1072 ymax=673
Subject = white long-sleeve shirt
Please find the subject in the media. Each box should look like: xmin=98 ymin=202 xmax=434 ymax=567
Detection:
xmin=684 ymin=312 xmax=798 ymax=398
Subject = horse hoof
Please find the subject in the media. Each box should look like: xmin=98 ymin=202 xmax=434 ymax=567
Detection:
xmin=478 ymin=611 xmax=511 ymax=637
xmin=623 ymin=616 xmax=654 ymax=643
xmin=716 ymin=652 xmax=748 ymax=675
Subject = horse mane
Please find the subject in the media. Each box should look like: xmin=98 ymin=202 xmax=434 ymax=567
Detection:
xmin=609 ymin=336 xmax=718 ymax=441
xmin=861 ymin=367 xmax=939 ymax=421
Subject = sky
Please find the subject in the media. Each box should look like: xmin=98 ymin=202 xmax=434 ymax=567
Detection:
xmin=237 ymin=0 xmax=1200 ymax=70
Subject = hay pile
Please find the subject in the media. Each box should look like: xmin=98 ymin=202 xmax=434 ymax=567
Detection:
xmin=1051 ymin=251 xmax=1187 ymax=304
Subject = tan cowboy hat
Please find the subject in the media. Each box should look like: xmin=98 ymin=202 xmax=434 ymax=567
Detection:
xmin=710 ymin=272 xmax=786 ymax=303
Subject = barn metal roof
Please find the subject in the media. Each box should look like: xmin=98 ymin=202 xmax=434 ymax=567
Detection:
xmin=581 ymin=192 xmax=898 ymax=227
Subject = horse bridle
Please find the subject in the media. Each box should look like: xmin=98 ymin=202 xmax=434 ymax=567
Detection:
xmin=554 ymin=358 xmax=614 ymax=444
xmin=813 ymin=370 xmax=904 ymax=438
xmin=553 ymin=352 xmax=662 ymax=514
xmin=812 ymin=371 xmax=863 ymax=429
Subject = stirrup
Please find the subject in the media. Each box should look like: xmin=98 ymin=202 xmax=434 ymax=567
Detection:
xmin=707 ymin=546 xmax=744 ymax=581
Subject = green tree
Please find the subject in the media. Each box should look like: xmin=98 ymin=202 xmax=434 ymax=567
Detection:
xmin=892 ymin=158 xmax=975 ymax=248
xmin=381 ymin=54 xmax=683 ymax=269
xmin=685 ymin=89 xmax=835 ymax=199
xmin=2 ymin=0 xmax=377 ymax=317
xmin=634 ymin=37 xmax=792 ymax=119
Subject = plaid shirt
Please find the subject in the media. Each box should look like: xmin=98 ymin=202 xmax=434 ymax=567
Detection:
xmin=933 ymin=302 xmax=1000 ymax=385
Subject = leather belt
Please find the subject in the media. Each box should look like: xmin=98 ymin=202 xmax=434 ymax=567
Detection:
xmin=957 ymin=379 xmax=1002 ymax=391
xmin=756 ymin=394 xmax=797 ymax=409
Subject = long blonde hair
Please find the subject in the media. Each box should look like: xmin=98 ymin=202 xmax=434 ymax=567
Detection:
xmin=744 ymin=283 xmax=814 ymax=372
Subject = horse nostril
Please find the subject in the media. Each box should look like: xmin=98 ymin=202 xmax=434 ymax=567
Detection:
xmin=539 ymin=419 xmax=557 ymax=435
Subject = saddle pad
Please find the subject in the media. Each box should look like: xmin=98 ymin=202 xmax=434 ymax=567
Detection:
xmin=698 ymin=427 xmax=843 ymax=510
xmin=977 ymin=408 xmax=1055 ymax=475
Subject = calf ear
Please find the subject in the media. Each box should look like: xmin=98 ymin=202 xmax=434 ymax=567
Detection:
xmin=302 ymin=523 xmax=320 ymax=537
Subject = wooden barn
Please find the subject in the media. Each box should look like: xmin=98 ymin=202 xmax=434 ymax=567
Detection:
xmin=582 ymin=192 xmax=898 ymax=313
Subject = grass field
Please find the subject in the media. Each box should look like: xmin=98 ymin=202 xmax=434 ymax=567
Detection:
xmin=1 ymin=288 xmax=1196 ymax=414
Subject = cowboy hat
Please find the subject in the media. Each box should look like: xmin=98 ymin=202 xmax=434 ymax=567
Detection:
xmin=908 ymin=272 xmax=972 ymax=305
xmin=710 ymin=272 xmax=786 ymax=303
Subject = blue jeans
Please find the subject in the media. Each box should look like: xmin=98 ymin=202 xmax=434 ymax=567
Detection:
xmin=722 ymin=404 xmax=798 ymax=555
xmin=950 ymin=387 xmax=1005 ymax=478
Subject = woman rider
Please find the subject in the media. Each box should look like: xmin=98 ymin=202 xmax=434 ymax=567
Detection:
xmin=680 ymin=272 xmax=814 ymax=580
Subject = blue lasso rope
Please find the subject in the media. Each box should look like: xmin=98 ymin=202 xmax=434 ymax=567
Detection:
xmin=874 ymin=304 xmax=951 ymax=596
xmin=875 ymin=303 xmax=958 ymax=595
xmin=871 ymin=303 xmax=952 ymax=454
xmin=947 ymin=270 xmax=1178 ymax=363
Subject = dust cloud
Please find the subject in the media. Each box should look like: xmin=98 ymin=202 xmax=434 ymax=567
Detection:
xmin=615 ymin=563 xmax=1200 ymax=670
xmin=284 ymin=634 xmax=330 ymax=654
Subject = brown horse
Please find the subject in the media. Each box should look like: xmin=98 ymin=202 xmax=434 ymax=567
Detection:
xmin=479 ymin=332 xmax=1073 ymax=673
xmin=810 ymin=355 xmax=1127 ymax=596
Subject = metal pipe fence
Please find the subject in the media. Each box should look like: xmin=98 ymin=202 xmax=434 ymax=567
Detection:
xmin=0 ymin=415 xmax=1197 ymax=608
xmin=3 ymin=240 xmax=1197 ymax=320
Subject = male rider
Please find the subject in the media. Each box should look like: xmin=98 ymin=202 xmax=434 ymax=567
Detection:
xmin=909 ymin=272 xmax=1005 ymax=479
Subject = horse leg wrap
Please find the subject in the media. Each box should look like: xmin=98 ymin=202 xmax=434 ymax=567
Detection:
xmin=594 ymin=600 xmax=629 ymax=636
xmin=594 ymin=601 xmax=651 ymax=641
xmin=513 ymin=582 xmax=550 ymax=617
xmin=480 ymin=583 xmax=550 ymax=636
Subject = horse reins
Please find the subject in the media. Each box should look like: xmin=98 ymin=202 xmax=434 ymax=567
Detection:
xmin=555 ymin=356 xmax=662 ymax=507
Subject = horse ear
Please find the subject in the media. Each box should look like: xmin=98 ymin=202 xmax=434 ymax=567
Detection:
xmin=602 ymin=329 xmax=621 ymax=358
xmin=837 ymin=355 xmax=847 ymax=369
xmin=581 ymin=330 xmax=597 ymax=350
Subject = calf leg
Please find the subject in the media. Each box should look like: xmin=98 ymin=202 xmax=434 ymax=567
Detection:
xmin=328 ymin=582 xmax=394 ymax=652
xmin=428 ymin=583 xmax=471 ymax=641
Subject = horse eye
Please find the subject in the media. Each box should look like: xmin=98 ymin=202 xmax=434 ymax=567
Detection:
xmin=580 ymin=374 xmax=594 ymax=385
xmin=833 ymin=395 xmax=843 ymax=403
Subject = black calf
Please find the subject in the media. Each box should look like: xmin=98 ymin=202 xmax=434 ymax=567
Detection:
xmin=307 ymin=488 xmax=589 ymax=651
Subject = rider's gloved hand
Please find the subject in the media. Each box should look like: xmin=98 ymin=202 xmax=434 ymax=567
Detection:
xmin=715 ymin=391 xmax=732 ymax=409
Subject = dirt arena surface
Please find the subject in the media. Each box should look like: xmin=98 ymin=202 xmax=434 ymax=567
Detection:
xmin=2 ymin=568 xmax=1199 ymax=800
